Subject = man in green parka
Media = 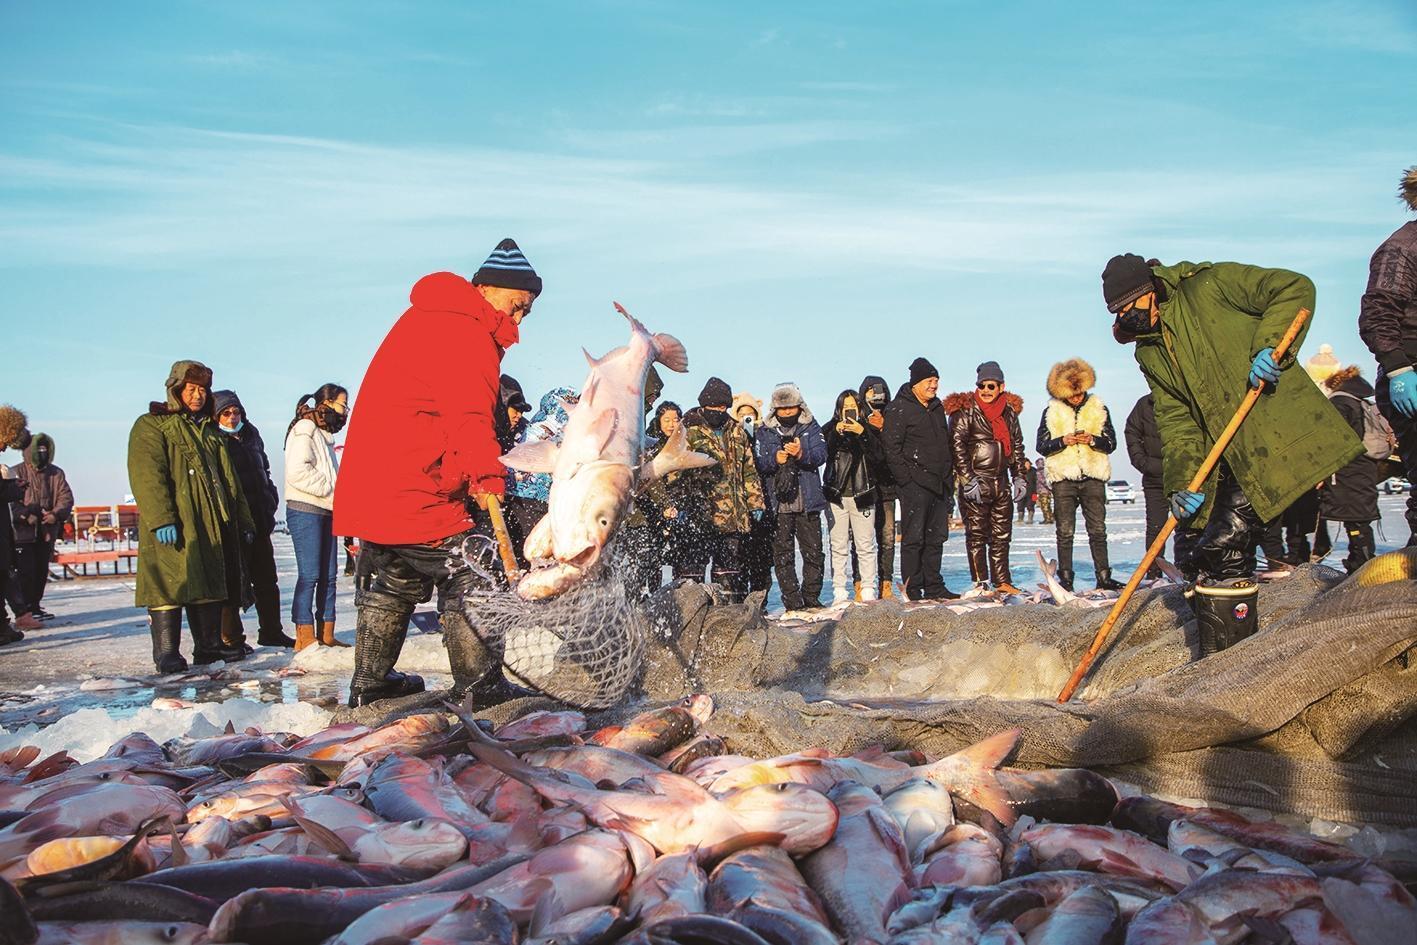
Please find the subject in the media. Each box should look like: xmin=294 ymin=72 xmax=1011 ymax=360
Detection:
xmin=1101 ymin=255 xmax=1362 ymax=654
xmin=128 ymin=360 xmax=255 ymax=672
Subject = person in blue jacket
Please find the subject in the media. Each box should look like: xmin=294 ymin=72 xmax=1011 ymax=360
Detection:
xmin=754 ymin=383 xmax=827 ymax=611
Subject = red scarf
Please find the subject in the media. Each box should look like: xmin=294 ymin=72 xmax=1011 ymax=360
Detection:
xmin=975 ymin=391 xmax=1012 ymax=458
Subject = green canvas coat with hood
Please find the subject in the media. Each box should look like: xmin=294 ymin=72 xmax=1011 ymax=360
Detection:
xmin=127 ymin=360 xmax=253 ymax=608
xmin=1128 ymin=261 xmax=1362 ymax=528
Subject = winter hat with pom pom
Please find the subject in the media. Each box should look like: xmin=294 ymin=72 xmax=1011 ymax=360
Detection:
xmin=1305 ymin=343 xmax=1340 ymax=384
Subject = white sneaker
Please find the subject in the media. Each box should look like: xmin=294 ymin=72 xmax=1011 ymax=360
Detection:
xmin=860 ymin=588 xmax=879 ymax=602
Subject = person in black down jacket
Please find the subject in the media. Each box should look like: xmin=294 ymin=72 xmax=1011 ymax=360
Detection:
xmin=10 ymin=432 xmax=73 ymax=620
xmin=946 ymin=361 xmax=1029 ymax=595
xmin=1320 ymin=366 xmax=1384 ymax=572
xmin=213 ymin=390 xmax=294 ymax=650
xmin=882 ymin=358 xmax=958 ymax=601
xmin=823 ymin=388 xmax=884 ymax=604
xmin=855 ymin=375 xmax=898 ymax=598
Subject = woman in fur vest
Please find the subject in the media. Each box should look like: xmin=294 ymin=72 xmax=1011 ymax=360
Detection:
xmin=1035 ymin=357 xmax=1124 ymax=591
xmin=946 ymin=361 xmax=1030 ymax=594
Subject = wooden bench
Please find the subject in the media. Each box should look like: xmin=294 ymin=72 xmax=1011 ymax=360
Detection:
xmin=53 ymin=548 xmax=138 ymax=578
xmin=72 ymin=505 xmax=120 ymax=548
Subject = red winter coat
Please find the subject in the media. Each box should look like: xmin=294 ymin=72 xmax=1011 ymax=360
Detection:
xmin=334 ymin=272 xmax=518 ymax=545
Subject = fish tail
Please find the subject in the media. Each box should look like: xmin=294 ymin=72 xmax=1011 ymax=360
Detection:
xmin=922 ymin=728 xmax=1021 ymax=826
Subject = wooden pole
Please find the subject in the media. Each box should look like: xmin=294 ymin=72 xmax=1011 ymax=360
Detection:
xmin=1056 ymin=307 xmax=1312 ymax=703
xmin=484 ymin=494 xmax=523 ymax=584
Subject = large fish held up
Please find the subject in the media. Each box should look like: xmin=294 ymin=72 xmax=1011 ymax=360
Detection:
xmin=501 ymin=303 xmax=715 ymax=600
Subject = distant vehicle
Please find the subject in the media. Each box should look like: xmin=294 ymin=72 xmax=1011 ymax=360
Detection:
xmin=1105 ymin=480 xmax=1136 ymax=504
xmin=1383 ymin=477 xmax=1411 ymax=495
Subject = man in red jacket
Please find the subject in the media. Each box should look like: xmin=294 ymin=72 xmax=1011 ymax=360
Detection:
xmin=334 ymin=238 xmax=541 ymax=707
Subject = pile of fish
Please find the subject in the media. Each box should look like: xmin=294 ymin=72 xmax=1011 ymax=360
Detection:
xmin=0 ymin=695 xmax=1411 ymax=945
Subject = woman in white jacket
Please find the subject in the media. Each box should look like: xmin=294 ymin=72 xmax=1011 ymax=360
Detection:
xmin=284 ymin=383 xmax=348 ymax=651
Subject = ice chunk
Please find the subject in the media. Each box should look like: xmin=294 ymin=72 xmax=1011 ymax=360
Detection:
xmin=0 ymin=698 xmax=332 ymax=762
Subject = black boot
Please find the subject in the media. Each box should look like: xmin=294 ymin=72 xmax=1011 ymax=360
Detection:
xmin=189 ymin=603 xmax=245 ymax=664
xmin=1094 ymin=569 xmax=1125 ymax=591
xmin=148 ymin=608 xmax=188 ymax=674
xmin=0 ymin=621 xmax=24 ymax=646
xmin=1056 ymin=569 xmax=1075 ymax=592
xmin=443 ymin=606 xmax=523 ymax=708
xmin=1189 ymin=579 xmax=1259 ymax=659
xmin=348 ymin=606 xmax=425 ymax=708
xmin=257 ymin=627 xmax=298 ymax=648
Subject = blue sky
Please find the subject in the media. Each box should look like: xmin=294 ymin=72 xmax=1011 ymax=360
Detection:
xmin=3 ymin=0 xmax=1415 ymax=504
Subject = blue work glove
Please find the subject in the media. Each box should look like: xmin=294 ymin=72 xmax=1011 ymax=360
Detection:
xmin=1389 ymin=368 xmax=1417 ymax=418
xmin=155 ymin=524 xmax=178 ymax=545
xmin=1170 ymin=490 xmax=1205 ymax=521
xmin=751 ymin=509 xmax=764 ymax=522
xmin=1248 ymin=347 xmax=1281 ymax=389
xmin=962 ymin=478 xmax=984 ymax=504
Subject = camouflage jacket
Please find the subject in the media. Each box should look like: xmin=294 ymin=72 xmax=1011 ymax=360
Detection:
xmin=679 ymin=408 xmax=765 ymax=534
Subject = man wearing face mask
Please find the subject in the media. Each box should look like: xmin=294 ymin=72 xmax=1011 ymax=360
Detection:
xmin=1102 ymin=254 xmax=1361 ymax=655
xmin=676 ymin=377 xmax=765 ymax=599
xmin=11 ymin=432 xmax=73 ymax=620
xmin=335 ymin=238 xmax=541 ymax=708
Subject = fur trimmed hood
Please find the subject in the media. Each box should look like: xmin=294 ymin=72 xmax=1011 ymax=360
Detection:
xmin=1403 ymin=165 xmax=1417 ymax=213
xmin=0 ymin=404 xmax=28 ymax=451
xmin=1047 ymin=358 xmax=1097 ymax=401
xmin=943 ymin=391 xmax=1023 ymax=416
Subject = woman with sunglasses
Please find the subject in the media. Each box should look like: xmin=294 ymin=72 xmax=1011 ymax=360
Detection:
xmin=945 ymin=361 xmax=1030 ymax=595
xmin=284 ymin=383 xmax=349 ymax=651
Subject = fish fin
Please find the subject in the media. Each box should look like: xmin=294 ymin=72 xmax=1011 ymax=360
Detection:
xmin=224 ymin=721 xmax=236 ymax=735
xmin=167 ymin=818 xmax=189 ymax=868
xmin=0 ymin=746 xmax=39 ymax=774
xmin=587 ymin=408 xmax=619 ymax=454
xmin=644 ymin=424 xmax=716 ymax=483
xmin=527 ymin=878 xmax=561 ymax=935
xmin=292 ymin=815 xmax=356 ymax=861
xmin=504 ymin=810 xmax=542 ymax=852
xmin=853 ymin=744 xmax=888 ymax=761
xmin=923 ymin=728 xmax=1020 ymax=827
xmin=582 ymin=347 xmax=604 ymax=369
xmin=22 ymin=751 xmax=73 ymax=783
xmin=651 ymin=333 xmax=689 ymax=374
xmin=583 ymin=373 xmax=600 ymax=404
xmin=693 ymin=832 xmax=785 ymax=869
xmin=501 ymin=441 xmax=560 ymax=474
xmin=612 ymin=301 xmax=649 ymax=337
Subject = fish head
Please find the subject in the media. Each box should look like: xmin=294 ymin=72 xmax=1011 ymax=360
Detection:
xmin=719 ymin=783 xmax=839 ymax=855
xmin=359 ymin=818 xmax=468 ymax=870
xmin=546 ymin=461 xmax=636 ymax=571
xmin=825 ymin=780 xmax=884 ymax=817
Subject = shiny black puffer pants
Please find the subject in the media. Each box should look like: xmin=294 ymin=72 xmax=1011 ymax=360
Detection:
xmin=1191 ymin=466 xmax=1261 ymax=581
xmin=354 ymin=529 xmax=502 ymax=694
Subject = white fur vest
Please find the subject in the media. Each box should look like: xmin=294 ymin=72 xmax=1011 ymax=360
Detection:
xmin=1043 ymin=396 xmax=1111 ymax=484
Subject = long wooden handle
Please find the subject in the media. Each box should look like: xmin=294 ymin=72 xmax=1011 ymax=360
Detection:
xmin=1056 ymin=307 xmax=1312 ymax=703
xmin=484 ymin=494 xmax=523 ymax=583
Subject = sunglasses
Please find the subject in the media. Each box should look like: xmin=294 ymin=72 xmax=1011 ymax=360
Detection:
xmin=976 ymin=381 xmax=1001 ymax=391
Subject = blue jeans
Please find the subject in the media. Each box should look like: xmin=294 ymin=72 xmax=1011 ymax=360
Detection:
xmin=288 ymin=508 xmax=337 ymax=624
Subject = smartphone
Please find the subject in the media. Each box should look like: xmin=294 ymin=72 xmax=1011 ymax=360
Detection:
xmin=844 ymin=407 xmax=859 ymax=423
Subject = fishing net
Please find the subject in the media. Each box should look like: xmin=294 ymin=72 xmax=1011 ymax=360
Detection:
xmin=459 ymin=550 xmax=648 ymax=711
xmin=617 ymin=561 xmax=1417 ymax=827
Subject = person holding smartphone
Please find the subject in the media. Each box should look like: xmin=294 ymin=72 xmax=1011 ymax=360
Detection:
xmin=823 ymin=389 xmax=883 ymax=604
xmin=754 ymin=383 xmax=828 ymax=611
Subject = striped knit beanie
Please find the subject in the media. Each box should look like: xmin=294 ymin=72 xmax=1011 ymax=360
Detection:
xmin=472 ymin=238 xmax=543 ymax=295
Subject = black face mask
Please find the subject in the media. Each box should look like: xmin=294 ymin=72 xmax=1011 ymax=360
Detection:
xmin=34 ymin=446 xmax=51 ymax=469
xmin=702 ymin=408 xmax=730 ymax=430
xmin=1115 ymin=307 xmax=1160 ymax=337
xmin=866 ymin=387 xmax=887 ymax=409
xmin=319 ymin=405 xmax=347 ymax=433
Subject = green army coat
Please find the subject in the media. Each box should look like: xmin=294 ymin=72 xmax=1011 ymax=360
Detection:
xmin=128 ymin=362 xmax=254 ymax=608
xmin=680 ymin=408 xmax=765 ymax=534
xmin=1132 ymin=262 xmax=1362 ymax=528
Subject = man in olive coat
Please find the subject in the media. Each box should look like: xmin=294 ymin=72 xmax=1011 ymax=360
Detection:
xmin=1102 ymin=255 xmax=1362 ymax=654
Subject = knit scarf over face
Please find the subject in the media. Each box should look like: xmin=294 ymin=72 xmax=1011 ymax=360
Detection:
xmin=975 ymin=391 xmax=1012 ymax=458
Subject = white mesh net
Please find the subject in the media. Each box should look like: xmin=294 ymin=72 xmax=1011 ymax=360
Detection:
xmin=459 ymin=559 xmax=647 ymax=710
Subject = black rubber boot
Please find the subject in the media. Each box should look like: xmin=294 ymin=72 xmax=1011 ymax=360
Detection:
xmin=442 ymin=605 xmax=508 ymax=706
xmin=1189 ymin=579 xmax=1259 ymax=659
xmin=257 ymin=628 xmax=298 ymax=648
xmin=189 ymin=603 xmax=245 ymax=665
xmin=348 ymin=605 xmax=424 ymax=708
xmin=1094 ymin=569 xmax=1125 ymax=591
xmin=149 ymin=608 xmax=188 ymax=674
xmin=1056 ymin=569 xmax=1075 ymax=592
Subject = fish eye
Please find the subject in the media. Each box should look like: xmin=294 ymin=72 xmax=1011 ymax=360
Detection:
xmin=162 ymin=927 xmax=183 ymax=941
